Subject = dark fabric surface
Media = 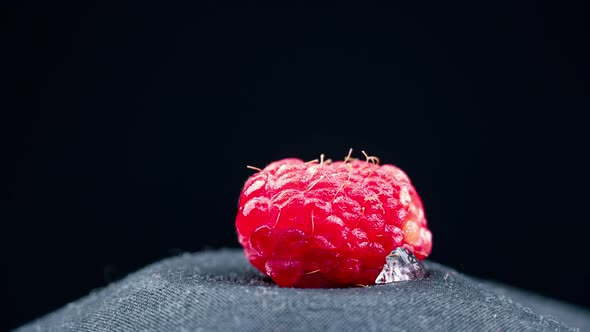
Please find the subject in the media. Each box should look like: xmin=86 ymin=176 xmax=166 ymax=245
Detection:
xmin=15 ymin=249 xmax=589 ymax=332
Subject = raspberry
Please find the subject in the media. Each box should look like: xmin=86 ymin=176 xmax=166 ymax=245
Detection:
xmin=236 ymin=151 xmax=432 ymax=287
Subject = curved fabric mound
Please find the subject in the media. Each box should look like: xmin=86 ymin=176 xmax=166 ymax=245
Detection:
xmin=15 ymin=249 xmax=589 ymax=332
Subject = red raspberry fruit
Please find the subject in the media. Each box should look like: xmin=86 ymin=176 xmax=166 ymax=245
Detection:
xmin=236 ymin=151 xmax=432 ymax=287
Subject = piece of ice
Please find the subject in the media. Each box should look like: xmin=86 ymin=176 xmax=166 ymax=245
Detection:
xmin=375 ymin=247 xmax=426 ymax=284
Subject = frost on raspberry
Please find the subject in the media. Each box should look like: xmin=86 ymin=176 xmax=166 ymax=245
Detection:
xmin=235 ymin=149 xmax=432 ymax=288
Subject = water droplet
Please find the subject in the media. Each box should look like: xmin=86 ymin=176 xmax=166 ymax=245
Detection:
xmin=375 ymin=247 xmax=426 ymax=284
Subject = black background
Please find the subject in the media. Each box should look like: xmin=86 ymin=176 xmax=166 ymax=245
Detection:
xmin=2 ymin=1 xmax=588 ymax=330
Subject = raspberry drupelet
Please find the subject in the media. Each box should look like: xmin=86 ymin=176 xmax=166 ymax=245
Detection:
xmin=236 ymin=151 xmax=432 ymax=288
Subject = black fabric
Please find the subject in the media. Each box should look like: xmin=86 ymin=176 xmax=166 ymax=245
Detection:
xmin=15 ymin=249 xmax=589 ymax=332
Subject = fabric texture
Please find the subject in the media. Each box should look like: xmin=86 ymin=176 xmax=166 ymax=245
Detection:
xmin=15 ymin=249 xmax=589 ymax=332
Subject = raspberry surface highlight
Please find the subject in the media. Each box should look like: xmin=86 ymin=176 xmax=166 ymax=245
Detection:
xmin=236 ymin=152 xmax=432 ymax=287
